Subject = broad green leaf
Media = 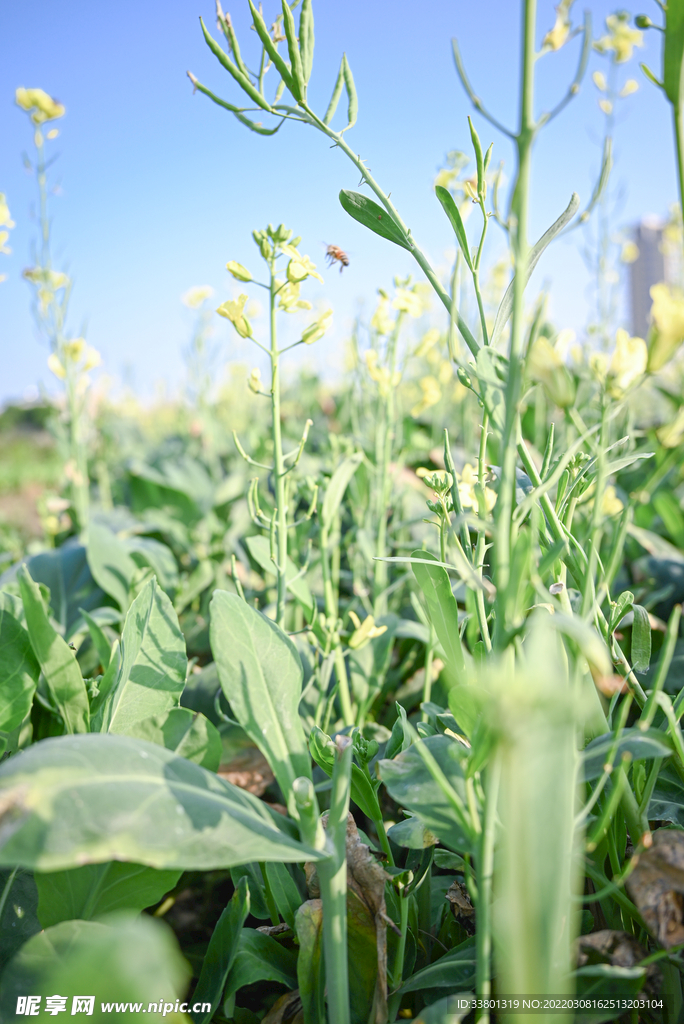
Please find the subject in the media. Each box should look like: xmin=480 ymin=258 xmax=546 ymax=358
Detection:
xmin=347 ymin=886 xmax=386 ymax=1024
xmin=574 ymin=965 xmax=646 ymax=1024
xmin=191 ymin=877 xmax=250 ymax=1024
xmin=398 ymin=937 xmax=476 ymax=994
xmin=663 ymin=1 xmax=684 ymax=108
xmin=475 ymin=346 xmax=507 ymax=431
xmin=413 ymin=996 xmax=475 ymax=1024
xmin=0 ymin=915 xmax=189 ymax=1019
xmin=210 ymin=591 xmax=310 ymax=819
xmin=127 ymin=536 xmax=179 ymax=595
xmin=8 ymin=543 xmax=105 ymax=637
xmin=122 ymin=707 xmax=221 ymax=771
xmin=35 ymin=862 xmax=182 ymax=928
xmin=387 ymin=815 xmax=437 ymax=849
xmin=89 ymin=639 xmax=121 ymax=732
xmin=246 ymin=535 xmax=314 ymax=619
xmin=631 ymin=604 xmax=652 ymax=673
xmin=80 ymin=608 xmax=112 ymax=670
xmin=263 ymin=861 xmax=303 ymax=928
xmin=435 ymin=186 xmax=473 ymax=269
xmin=230 ymin=863 xmax=271 ymax=920
xmin=411 ymin=550 xmax=466 ymax=680
xmin=321 ymin=452 xmax=364 ymax=531
xmin=86 ymin=522 xmax=137 ymax=612
xmin=296 ymin=900 xmax=324 ymax=1024
xmin=0 ymin=734 xmax=324 ymax=871
xmin=223 ymin=928 xmax=298 ymax=1003
xmin=18 ymin=565 xmax=89 ymax=735
xmin=0 ymin=868 xmax=40 ymax=972
xmin=378 ymin=735 xmax=475 ymax=854
xmin=491 ymin=192 xmax=580 ymax=346
xmin=582 ymin=728 xmax=673 ymax=781
xmin=100 ymin=578 xmax=187 ymax=736
xmin=0 ymin=603 xmax=39 ymax=738
xmin=339 ymin=190 xmax=411 ymax=250
xmin=609 ymin=590 xmax=634 ymax=633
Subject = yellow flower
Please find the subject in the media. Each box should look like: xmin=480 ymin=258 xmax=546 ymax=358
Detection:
xmin=0 ymin=194 xmax=15 ymax=230
xmin=620 ymin=240 xmax=639 ymax=264
xmin=657 ymin=407 xmax=684 ymax=449
xmin=596 ymin=14 xmax=643 ymax=64
xmin=648 ymin=283 xmax=684 ymax=372
xmin=365 ymin=350 xmax=400 ymax=397
xmin=527 ymin=336 xmax=575 ymax=407
xmin=82 ymin=344 xmax=102 ymax=371
xmin=248 ymin=368 xmax=262 ymax=394
xmin=182 ymin=285 xmax=214 ymax=308
xmin=602 ymin=486 xmax=624 ymax=517
xmin=0 ymin=231 xmax=10 ymax=256
xmin=277 ymin=280 xmax=312 ymax=313
xmin=463 ymin=179 xmax=479 ymax=202
xmin=620 ymin=79 xmax=639 ymax=97
xmin=608 ymin=329 xmax=647 ymax=394
xmin=15 ymin=87 xmax=66 ymax=124
xmin=414 ymin=327 xmax=440 ymax=358
xmin=592 ymin=71 xmax=607 ymax=92
xmin=411 ymin=376 xmax=441 ymax=417
xmin=216 ymin=294 xmax=252 ymax=338
xmin=554 ymin=328 xmax=576 ymax=360
xmin=302 ymin=309 xmax=333 ymax=345
xmin=226 ymin=261 xmax=252 ymax=282
xmin=599 ymin=99 xmax=613 ymax=116
xmin=47 ymin=353 xmax=66 ymax=379
xmin=543 ymin=0 xmax=575 ymax=52
xmin=589 ymin=351 xmax=608 ymax=383
xmin=393 ymin=287 xmax=423 ymax=318
xmin=438 ymin=359 xmax=453 ymax=385
xmin=457 ymin=463 xmax=496 ymax=513
xmin=370 ymin=294 xmax=395 ymax=335
xmin=286 ymin=254 xmax=323 ymax=284
xmin=347 ymin=610 xmax=388 ymax=650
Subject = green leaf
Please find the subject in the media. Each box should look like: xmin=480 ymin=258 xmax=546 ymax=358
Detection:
xmin=339 ymin=190 xmax=411 ymax=250
xmin=491 ymin=192 xmax=580 ymax=346
xmin=398 ymin=937 xmax=476 ymax=994
xmin=321 ymin=452 xmax=364 ymax=531
xmin=0 ymin=733 xmax=324 ymax=871
xmin=413 ymin=996 xmax=475 ymax=1024
xmin=124 ymin=707 xmax=222 ymax=771
xmin=127 ymin=536 xmax=179 ymax=595
xmin=35 ymin=862 xmax=182 ymax=928
xmin=190 ymin=877 xmax=250 ymax=1024
xmin=246 ymin=535 xmax=314 ymax=619
xmin=387 ymin=815 xmax=437 ymax=849
xmin=474 ymin=346 xmax=508 ymax=432
xmin=174 ymin=559 xmax=214 ymax=614
xmin=411 ymin=550 xmax=466 ymax=680
xmin=0 ymin=915 xmax=189 ymax=1018
xmin=663 ymin=2 xmax=684 ymax=108
xmin=299 ymin=0 xmax=314 ymax=83
xmin=80 ymin=607 xmax=113 ymax=670
xmin=0 ymin=868 xmax=40 ymax=973
xmin=582 ymin=728 xmax=672 ymax=782
xmin=341 ymin=53 xmax=358 ymax=130
xmin=631 ymin=604 xmax=652 ymax=674
xmin=640 ymin=61 xmax=664 ymax=89
xmin=295 ymin=900 xmax=324 ymax=1024
xmin=223 ymin=928 xmax=298 ymax=1003
xmin=19 ymin=543 xmax=104 ymax=637
xmin=247 ymin=1 xmax=299 ymax=100
xmin=0 ymin=603 xmax=39 ymax=738
xmin=18 ymin=565 xmax=89 ymax=735
xmin=87 ymin=522 xmax=137 ymax=612
xmin=574 ymin=965 xmax=646 ymax=1024
xmin=263 ymin=861 xmax=303 ymax=928
xmin=210 ymin=591 xmax=311 ymax=819
xmin=99 ymin=577 xmax=187 ymax=736
xmin=609 ymin=590 xmax=634 ymax=634
xmin=435 ymin=186 xmax=473 ymax=270
xmin=378 ymin=735 xmax=475 ymax=854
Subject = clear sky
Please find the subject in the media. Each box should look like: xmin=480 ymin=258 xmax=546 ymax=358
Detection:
xmin=0 ymin=0 xmax=675 ymax=405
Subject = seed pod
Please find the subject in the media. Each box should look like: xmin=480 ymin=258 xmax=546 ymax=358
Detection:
xmin=248 ymin=0 xmax=299 ymax=102
xmin=200 ymin=17 xmax=273 ymax=113
xmin=468 ymin=116 xmax=485 ymax=197
xmin=323 ymin=57 xmax=345 ymax=125
xmin=299 ymin=0 xmax=314 ymax=83
xmin=342 ymin=53 xmax=358 ymax=130
xmin=281 ymin=0 xmax=306 ymax=102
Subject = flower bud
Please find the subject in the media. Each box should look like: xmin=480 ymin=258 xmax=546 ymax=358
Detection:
xmin=226 ymin=260 xmax=252 ymax=282
xmin=302 ymin=309 xmax=332 ymax=345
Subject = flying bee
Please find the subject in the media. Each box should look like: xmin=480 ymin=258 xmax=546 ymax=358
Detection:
xmin=325 ymin=244 xmax=350 ymax=272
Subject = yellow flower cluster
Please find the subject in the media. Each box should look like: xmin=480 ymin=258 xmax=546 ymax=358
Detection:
xmin=181 ymin=285 xmax=214 ymax=309
xmin=457 ymin=464 xmax=497 ymax=514
xmin=542 ymin=0 xmax=575 ymax=52
xmin=647 ymin=283 xmax=684 ymax=372
xmin=411 ymin=376 xmax=442 ymax=417
xmin=48 ymin=339 xmax=102 ymax=388
xmin=595 ymin=14 xmax=643 ymax=63
xmin=216 ymin=294 xmax=252 ymax=337
xmin=15 ymin=87 xmax=65 ymax=124
xmin=365 ymin=350 xmax=400 ymax=397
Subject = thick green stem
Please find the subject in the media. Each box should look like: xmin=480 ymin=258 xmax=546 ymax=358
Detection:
xmin=674 ymin=103 xmax=684 ymax=227
xmin=476 ymin=759 xmax=501 ymax=1024
xmin=387 ymin=889 xmax=410 ymax=1022
xmin=373 ymin=315 xmax=403 ymax=616
xmin=493 ymin=0 xmax=537 ymax=648
xmin=269 ymin=263 xmax=288 ymax=629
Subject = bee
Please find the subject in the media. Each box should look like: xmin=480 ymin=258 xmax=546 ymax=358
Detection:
xmin=325 ymin=244 xmax=350 ymax=272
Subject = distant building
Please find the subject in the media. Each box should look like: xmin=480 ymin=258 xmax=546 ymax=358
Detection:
xmin=629 ymin=216 xmax=665 ymax=340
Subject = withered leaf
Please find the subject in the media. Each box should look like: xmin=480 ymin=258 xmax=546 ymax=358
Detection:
xmin=626 ymin=828 xmax=684 ymax=948
xmin=446 ymin=880 xmax=476 ymax=935
xmin=261 ymin=989 xmax=304 ymax=1024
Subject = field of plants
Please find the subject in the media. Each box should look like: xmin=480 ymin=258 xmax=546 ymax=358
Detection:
xmin=4 ymin=1 xmax=684 ymax=1022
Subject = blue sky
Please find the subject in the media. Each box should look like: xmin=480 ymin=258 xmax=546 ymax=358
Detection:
xmin=0 ymin=0 xmax=675 ymax=405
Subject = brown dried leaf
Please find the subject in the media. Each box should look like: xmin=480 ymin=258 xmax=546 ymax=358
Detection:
xmin=261 ymin=990 xmax=303 ymax=1024
xmin=256 ymin=922 xmax=292 ymax=939
xmin=626 ymin=828 xmax=684 ymax=947
xmin=577 ymin=930 xmax=661 ymax=993
xmin=446 ymin=880 xmax=476 ymax=935
xmin=217 ymin=745 xmax=274 ymax=796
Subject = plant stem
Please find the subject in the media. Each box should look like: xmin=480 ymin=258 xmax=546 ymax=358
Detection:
xmin=374 ymin=315 xmax=403 ymax=616
xmin=493 ymin=0 xmax=537 ymax=649
xmin=476 ymin=758 xmax=501 ymax=1024
xmin=674 ymin=103 xmax=684 ymax=226
xmin=387 ymin=889 xmax=410 ymax=1022
xmin=269 ymin=260 xmax=288 ymax=629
